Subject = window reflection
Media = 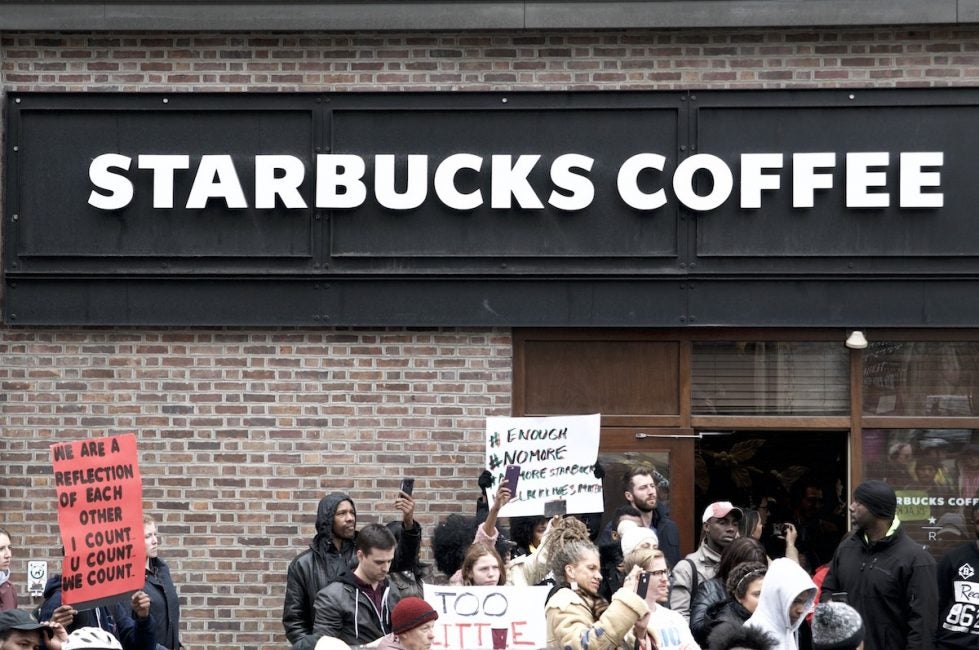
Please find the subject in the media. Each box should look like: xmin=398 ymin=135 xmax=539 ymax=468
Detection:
xmin=863 ymin=342 xmax=979 ymax=416
xmin=862 ymin=428 xmax=979 ymax=560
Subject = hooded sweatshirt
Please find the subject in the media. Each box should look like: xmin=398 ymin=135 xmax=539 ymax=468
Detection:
xmin=0 ymin=569 xmax=17 ymax=611
xmin=745 ymin=558 xmax=816 ymax=650
xmin=283 ymin=493 xmax=360 ymax=643
xmin=283 ymin=492 xmax=421 ymax=644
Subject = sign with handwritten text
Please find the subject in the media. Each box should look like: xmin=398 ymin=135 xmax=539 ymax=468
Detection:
xmin=485 ymin=414 xmax=602 ymax=517
xmin=50 ymin=433 xmax=145 ymax=608
xmin=424 ymin=583 xmax=549 ymax=649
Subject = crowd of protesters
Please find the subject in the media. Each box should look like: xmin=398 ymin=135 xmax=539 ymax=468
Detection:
xmin=3 ymin=465 xmax=979 ymax=650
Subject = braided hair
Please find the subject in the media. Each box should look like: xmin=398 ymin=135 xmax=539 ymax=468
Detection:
xmin=544 ymin=517 xmax=609 ymax=617
xmin=726 ymin=560 xmax=768 ymax=602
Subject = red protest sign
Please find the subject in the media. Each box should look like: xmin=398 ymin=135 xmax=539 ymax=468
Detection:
xmin=50 ymin=433 xmax=145 ymax=608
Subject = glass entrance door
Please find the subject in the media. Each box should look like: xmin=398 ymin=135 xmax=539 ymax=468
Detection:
xmin=598 ymin=427 xmax=697 ymax=557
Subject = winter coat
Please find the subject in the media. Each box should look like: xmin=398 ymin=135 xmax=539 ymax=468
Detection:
xmin=745 ymin=558 xmax=816 ymax=650
xmin=705 ymin=598 xmax=753 ymax=648
xmin=820 ymin=522 xmax=937 ymax=650
xmin=689 ymin=576 xmax=726 ymax=645
xmin=282 ymin=492 xmax=421 ymax=643
xmin=936 ymin=540 xmax=979 ymax=650
xmin=597 ymin=503 xmax=682 ymax=568
xmin=38 ymin=574 xmax=158 ymax=650
xmin=0 ymin=570 xmax=17 ymax=611
xmin=144 ymin=557 xmax=181 ymax=650
xmin=669 ymin=541 xmax=722 ymax=620
xmin=545 ymin=585 xmax=649 ymax=650
xmin=311 ymin=568 xmax=400 ymax=647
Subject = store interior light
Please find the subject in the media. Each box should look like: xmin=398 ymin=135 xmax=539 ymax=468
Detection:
xmin=845 ymin=330 xmax=868 ymax=349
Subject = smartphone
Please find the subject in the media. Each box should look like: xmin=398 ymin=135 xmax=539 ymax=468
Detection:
xmin=544 ymin=499 xmax=567 ymax=517
xmin=636 ymin=571 xmax=651 ymax=599
xmin=504 ymin=464 xmax=521 ymax=496
xmin=772 ymin=522 xmax=786 ymax=537
xmin=400 ymin=478 xmax=415 ymax=496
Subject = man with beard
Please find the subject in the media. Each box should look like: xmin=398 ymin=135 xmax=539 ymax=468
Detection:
xmin=935 ymin=503 xmax=979 ymax=649
xmin=282 ymin=490 xmax=420 ymax=644
xmin=598 ymin=467 xmax=681 ymax=568
xmin=820 ymin=480 xmax=937 ymax=650
xmin=669 ymin=501 xmax=742 ymax=621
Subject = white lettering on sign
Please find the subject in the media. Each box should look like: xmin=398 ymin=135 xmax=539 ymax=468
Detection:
xmin=86 ymin=151 xmax=946 ymax=212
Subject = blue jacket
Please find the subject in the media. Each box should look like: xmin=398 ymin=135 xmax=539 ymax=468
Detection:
xmin=39 ymin=574 xmax=158 ymax=650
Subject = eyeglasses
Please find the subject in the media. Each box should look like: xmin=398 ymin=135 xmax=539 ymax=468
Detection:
xmin=648 ymin=569 xmax=670 ymax=578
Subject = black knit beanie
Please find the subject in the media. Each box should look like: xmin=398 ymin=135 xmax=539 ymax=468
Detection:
xmin=812 ymin=602 xmax=865 ymax=650
xmin=853 ymin=479 xmax=896 ymax=519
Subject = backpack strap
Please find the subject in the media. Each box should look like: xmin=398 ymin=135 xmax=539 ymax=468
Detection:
xmin=685 ymin=557 xmax=699 ymax=597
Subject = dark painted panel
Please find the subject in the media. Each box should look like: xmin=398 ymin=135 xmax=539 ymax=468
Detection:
xmin=4 ymin=278 xmax=690 ymax=326
xmin=694 ymin=102 xmax=974 ymax=259
xmin=687 ymin=279 xmax=979 ymax=327
xmin=13 ymin=106 xmax=315 ymax=259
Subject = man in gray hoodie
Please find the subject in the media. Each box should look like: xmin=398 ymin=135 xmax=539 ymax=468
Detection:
xmin=282 ymin=490 xmax=420 ymax=644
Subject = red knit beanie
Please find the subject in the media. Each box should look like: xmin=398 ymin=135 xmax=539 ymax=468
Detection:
xmin=391 ymin=597 xmax=438 ymax=634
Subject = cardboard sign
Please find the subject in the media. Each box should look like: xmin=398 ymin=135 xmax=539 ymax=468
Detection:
xmin=485 ymin=414 xmax=603 ymax=517
xmin=423 ymin=583 xmax=549 ymax=649
xmin=50 ymin=433 xmax=145 ymax=608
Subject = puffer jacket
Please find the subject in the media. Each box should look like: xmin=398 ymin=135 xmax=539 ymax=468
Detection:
xmin=820 ymin=522 xmax=937 ymax=650
xmin=689 ymin=575 xmax=726 ymax=645
xmin=282 ymin=492 xmax=421 ymax=643
xmin=545 ymin=586 xmax=649 ymax=650
xmin=311 ymin=568 xmax=400 ymax=646
xmin=706 ymin=598 xmax=753 ymax=648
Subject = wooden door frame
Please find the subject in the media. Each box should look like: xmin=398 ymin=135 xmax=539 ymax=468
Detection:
xmin=599 ymin=427 xmax=697 ymax=556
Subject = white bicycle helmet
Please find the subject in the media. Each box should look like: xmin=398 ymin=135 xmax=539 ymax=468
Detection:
xmin=62 ymin=626 xmax=124 ymax=650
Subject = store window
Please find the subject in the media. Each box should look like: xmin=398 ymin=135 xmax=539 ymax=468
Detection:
xmin=692 ymin=341 xmax=848 ymax=415
xmin=861 ymin=428 xmax=978 ymax=560
xmin=863 ymin=342 xmax=979 ymax=416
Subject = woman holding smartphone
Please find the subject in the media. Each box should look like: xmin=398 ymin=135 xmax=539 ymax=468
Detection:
xmin=544 ymin=517 xmax=650 ymax=650
xmin=623 ymin=548 xmax=700 ymax=650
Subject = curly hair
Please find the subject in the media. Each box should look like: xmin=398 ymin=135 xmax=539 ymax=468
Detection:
xmin=431 ymin=514 xmax=479 ymax=576
xmin=725 ymin=560 xmax=767 ymax=601
xmin=509 ymin=515 xmax=547 ymax=553
xmin=708 ymin=624 xmax=776 ymax=650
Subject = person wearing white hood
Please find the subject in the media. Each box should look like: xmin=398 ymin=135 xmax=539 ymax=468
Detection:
xmin=744 ymin=558 xmax=816 ymax=650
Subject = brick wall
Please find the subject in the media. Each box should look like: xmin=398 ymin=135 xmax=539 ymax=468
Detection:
xmin=0 ymin=328 xmax=512 ymax=647
xmin=4 ymin=27 xmax=979 ymax=92
xmin=2 ymin=24 xmax=978 ymax=648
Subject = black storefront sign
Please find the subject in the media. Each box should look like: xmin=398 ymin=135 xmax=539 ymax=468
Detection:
xmin=4 ymin=90 xmax=978 ymax=326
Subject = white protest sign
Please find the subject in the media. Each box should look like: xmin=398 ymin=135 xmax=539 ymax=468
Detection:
xmin=423 ymin=583 xmax=549 ymax=649
xmin=485 ymin=413 xmax=603 ymax=517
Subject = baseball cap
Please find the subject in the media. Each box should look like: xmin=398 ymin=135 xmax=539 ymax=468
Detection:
xmin=702 ymin=501 xmax=743 ymax=523
xmin=0 ymin=609 xmax=54 ymax=639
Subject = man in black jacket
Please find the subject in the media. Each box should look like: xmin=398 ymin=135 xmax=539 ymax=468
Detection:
xmin=311 ymin=523 xmax=401 ymax=646
xmin=935 ymin=503 xmax=979 ymax=649
xmin=596 ymin=466 xmax=681 ymax=568
xmin=820 ymin=480 xmax=937 ymax=650
xmin=282 ymin=490 xmax=420 ymax=644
